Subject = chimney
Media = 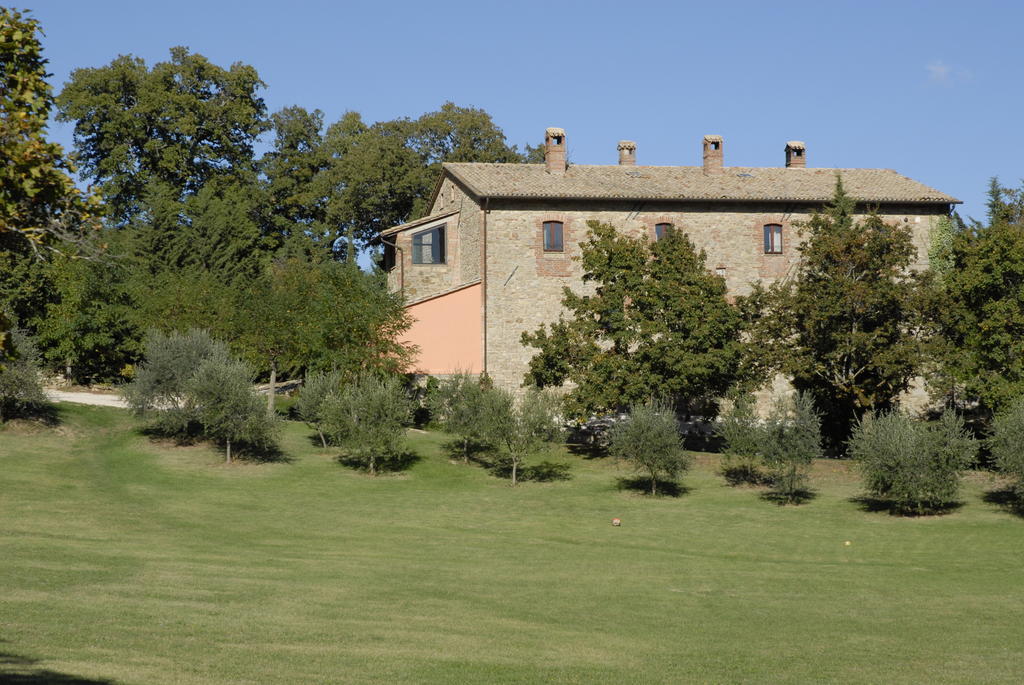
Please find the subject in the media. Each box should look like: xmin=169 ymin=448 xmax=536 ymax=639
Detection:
xmin=702 ymin=135 xmax=723 ymax=175
xmin=617 ymin=140 xmax=636 ymax=166
xmin=785 ymin=141 xmax=806 ymax=168
xmin=545 ymin=127 xmax=566 ymax=174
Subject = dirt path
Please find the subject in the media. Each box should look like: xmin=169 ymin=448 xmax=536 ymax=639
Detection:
xmin=45 ymin=390 xmax=128 ymax=409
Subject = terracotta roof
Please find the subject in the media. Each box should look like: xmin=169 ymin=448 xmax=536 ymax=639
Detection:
xmin=442 ymin=163 xmax=960 ymax=204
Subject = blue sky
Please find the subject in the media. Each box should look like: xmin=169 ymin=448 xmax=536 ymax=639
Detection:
xmin=22 ymin=0 xmax=1024 ymax=223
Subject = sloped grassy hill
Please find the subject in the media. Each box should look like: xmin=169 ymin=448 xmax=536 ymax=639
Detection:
xmin=2 ymin=404 xmax=1023 ymax=684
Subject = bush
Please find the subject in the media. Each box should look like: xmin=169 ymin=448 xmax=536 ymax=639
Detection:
xmin=850 ymin=409 xmax=976 ymax=515
xmin=322 ymin=372 xmax=414 ymax=475
xmin=186 ymin=356 xmax=278 ymax=462
xmin=609 ymin=400 xmax=691 ymax=495
xmin=122 ymin=329 xmax=229 ymax=437
xmin=296 ymin=370 xmax=344 ymax=447
xmin=0 ymin=329 xmax=49 ymax=422
xmin=761 ymin=393 xmax=821 ymax=503
xmin=989 ymin=397 xmax=1024 ymax=501
xmin=715 ymin=396 xmax=766 ymax=485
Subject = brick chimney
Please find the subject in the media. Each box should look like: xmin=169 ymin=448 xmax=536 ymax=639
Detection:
xmin=702 ymin=135 xmax=723 ymax=175
xmin=617 ymin=140 xmax=636 ymax=166
xmin=545 ymin=127 xmax=566 ymax=174
xmin=785 ymin=141 xmax=806 ymax=168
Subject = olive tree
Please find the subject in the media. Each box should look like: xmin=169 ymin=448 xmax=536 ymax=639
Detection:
xmin=121 ymin=329 xmax=228 ymax=437
xmin=850 ymin=410 xmax=976 ymax=515
xmin=0 ymin=329 xmax=48 ymax=422
xmin=989 ymin=397 xmax=1024 ymax=502
xmin=322 ymin=372 xmax=414 ymax=475
xmin=761 ymin=393 xmax=822 ymax=503
xmin=609 ymin=400 xmax=691 ymax=495
xmin=715 ymin=396 xmax=765 ymax=484
xmin=430 ymin=372 xmax=500 ymax=462
xmin=186 ymin=355 xmax=278 ymax=463
xmin=490 ymin=388 xmax=563 ymax=486
xmin=296 ymin=369 xmax=343 ymax=448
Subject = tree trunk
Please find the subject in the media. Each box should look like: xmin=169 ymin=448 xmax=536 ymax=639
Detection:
xmin=318 ymin=428 xmax=327 ymax=449
xmin=650 ymin=470 xmax=657 ymax=496
xmin=463 ymin=437 xmax=470 ymax=464
xmin=226 ymin=439 xmax=232 ymax=464
xmin=267 ymin=359 xmax=277 ymax=416
xmin=511 ymin=459 xmax=518 ymax=486
xmin=369 ymin=454 xmax=376 ymax=476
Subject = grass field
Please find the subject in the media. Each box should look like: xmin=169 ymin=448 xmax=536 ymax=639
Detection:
xmin=2 ymin=404 xmax=1023 ymax=684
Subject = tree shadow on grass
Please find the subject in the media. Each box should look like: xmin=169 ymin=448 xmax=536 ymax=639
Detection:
xmin=720 ymin=464 xmax=771 ymax=487
xmin=487 ymin=459 xmax=573 ymax=483
xmin=0 ymin=646 xmax=116 ymax=684
xmin=337 ymin=450 xmax=421 ymax=474
xmin=1 ymin=402 xmax=61 ymax=428
xmin=848 ymin=496 xmax=964 ymax=517
xmin=760 ymin=489 xmax=818 ymax=506
xmin=615 ymin=477 xmax=690 ymax=498
xmin=982 ymin=487 xmax=1024 ymax=518
xmin=566 ymin=441 xmax=608 ymax=460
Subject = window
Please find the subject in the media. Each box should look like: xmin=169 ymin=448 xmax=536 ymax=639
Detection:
xmin=655 ymin=223 xmax=673 ymax=240
xmin=763 ymin=224 xmax=783 ymax=254
xmin=412 ymin=225 xmax=446 ymax=264
xmin=543 ymin=221 xmax=564 ymax=252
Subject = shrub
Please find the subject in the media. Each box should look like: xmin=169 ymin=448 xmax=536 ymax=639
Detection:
xmin=296 ymin=370 xmax=343 ymax=447
xmin=322 ymin=372 xmax=414 ymax=475
xmin=989 ymin=397 xmax=1024 ymax=501
xmin=609 ymin=400 xmax=691 ymax=495
xmin=0 ymin=329 xmax=49 ymax=422
xmin=122 ymin=329 xmax=229 ymax=437
xmin=850 ymin=409 xmax=976 ymax=515
xmin=715 ymin=396 xmax=766 ymax=485
xmin=761 ymin=393 xmax=821 ymax=503
xmin=185 ymin=356 xmax=278 ymax=462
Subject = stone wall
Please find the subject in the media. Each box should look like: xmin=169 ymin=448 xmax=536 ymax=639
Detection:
xmin=482 ymin=198 xmax=947 ymax=392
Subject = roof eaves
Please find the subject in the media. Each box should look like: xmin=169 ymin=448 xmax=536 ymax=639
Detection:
xmin=380 ymin=209 xmax=461 ymax=238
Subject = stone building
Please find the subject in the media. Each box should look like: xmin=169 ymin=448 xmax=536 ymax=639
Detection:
xmin=380 ymin=129 xmax=959 ymax=393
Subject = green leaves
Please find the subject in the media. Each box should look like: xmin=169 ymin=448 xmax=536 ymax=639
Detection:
xmin=523 ymin=221 xmax=745 ymax=418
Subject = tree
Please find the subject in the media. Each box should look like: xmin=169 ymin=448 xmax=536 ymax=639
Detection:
xmin=522 ymin=221 xmax=746 ymax=419
xmin=490 ymin=388 xmax=562 ymax=486
xmin=122 ymin=329 xmax=230 ymax=438
xmin=429 ymin=372 xmax=501 ymax=462
xmin=760 ymin=393 xmax=822 ymax=503
xmin=715 ymin=396 xmax=766 ymax=485
xmin=321 ymin=103 xmax=528 ymax=256
xmin=321 ymin=372 xmax=414 ymax=475
xmin=929 ymin=179 xmax=1024 ymax=414
xmin=849 ymin=410 xmax=975 ymax=515
xmin=34 ymin=254 xmax=141 ymax=384
xmin=296 ymin=369 xmax=343 ymax=448
xmin=608 ymin=400 xmax=691 ymax=495
xmin=1 ymin=9 xmax=100 ymax=359
xmin=752 ymin=179 xmax=921 ymax=450
xmin=186 ymin=355 xmax=277 ymax=463
xmin=989 ymin=397 xmax=1024 ymax=502
xmin=56 ymin=47 xmax=268 ymax=225
xmin=0 ymin=329 xmax=48 ymax=422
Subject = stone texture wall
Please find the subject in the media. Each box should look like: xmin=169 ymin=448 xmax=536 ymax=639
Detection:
xmin=386 ymin=185 xmax=483 ymax=305
xmin=482 ymin=198 xmax=947 ymax=392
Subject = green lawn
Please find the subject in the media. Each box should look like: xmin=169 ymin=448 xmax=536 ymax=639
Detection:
xmin=2 ymin=404 xmax=1023 ymax=684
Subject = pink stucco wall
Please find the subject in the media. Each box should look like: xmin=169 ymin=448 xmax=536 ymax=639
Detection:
xmin=402 ymin=283 xmax=482 ymax=374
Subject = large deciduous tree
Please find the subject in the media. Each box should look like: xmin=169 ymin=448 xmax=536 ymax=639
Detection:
xmin=928 ymin=179 xmax=1024 ymax=415
xmin=56 ymin=46 xmax=268 ymax=225
xmin=0 ymin=9 xmax=100 ymax=359
xmin=522 ymin=221 xmax=746 ymax=419
xmin=753 ymin=180 xmax=922 ymax=450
